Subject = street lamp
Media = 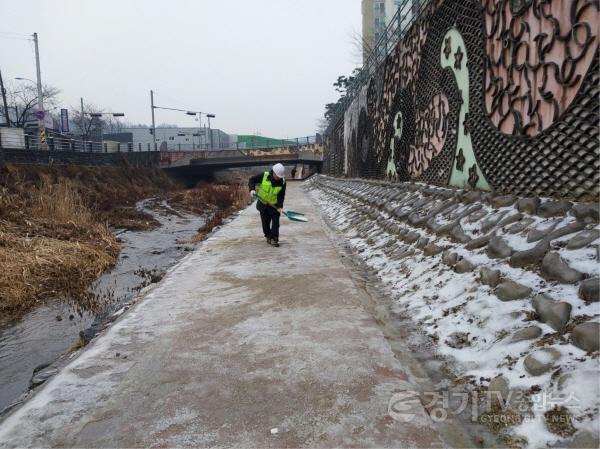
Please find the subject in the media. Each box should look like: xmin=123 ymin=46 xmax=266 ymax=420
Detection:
xmin=206 ymin=114 xmax=216 ymax=149
xmin=15 ymin=77 xmax=36 ymax=84
xmin=187 ymin=111 xmax=203 ymax=149
xmin=87 ymin=112 xmax=125 ymax=118
xmin=149 ymin=90 xmax=215 ymax=151
xmin=86 ymin=112 xmax=126 ymax=148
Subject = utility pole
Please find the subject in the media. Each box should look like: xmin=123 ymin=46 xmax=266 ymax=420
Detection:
xmin=80 ymin=97 xmax=85 ymax=141
xmin=0 ymin=68 xmax=10 ymax=127
xmin=150 ymin=90 xmax=156 ymax=150
xmin=33 ymin=33 xmax=46 ymax=149
xmin=197 ymin=112 xmax=202 ymax=149
xmin=207 ymin=115 xmax=212 ymax=150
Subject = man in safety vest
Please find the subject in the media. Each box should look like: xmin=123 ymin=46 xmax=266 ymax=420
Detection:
xmin=249 ymin=163 xmax=286 ymax=247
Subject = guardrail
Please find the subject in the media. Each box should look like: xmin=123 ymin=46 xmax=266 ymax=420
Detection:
xmin=0 ymin=132 xmax=322 ymax=153
xmin=0 ymin=133 xmax=159 ymax=153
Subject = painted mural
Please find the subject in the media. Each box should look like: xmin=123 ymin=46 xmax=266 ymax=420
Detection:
xmin=324 ymin=0 xmax=599 ymax=200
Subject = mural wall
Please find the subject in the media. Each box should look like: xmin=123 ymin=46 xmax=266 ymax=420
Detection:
xmin=324 ymin=0 xmax=599 ymax=200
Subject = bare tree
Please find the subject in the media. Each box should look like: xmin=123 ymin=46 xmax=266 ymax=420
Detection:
xmin=5 ymin=81 xmax=61 ymax=127
xmin=315 ymin=117 xmax=329 ymax=135
xmin=103 ymin=115 xmax=125 ymax=134
xmin=69 ymin=101 xmax=107 ymax=141
xmin=348 ymin=29 xmax=376 ymax=65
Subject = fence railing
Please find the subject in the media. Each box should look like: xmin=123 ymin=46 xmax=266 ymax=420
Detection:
xmin=0 ymin=133 xmax=161 ymax=153
xmin=325 ymin=0 xmax=430 ymax=135
xmin=235 ymin=135 xmax=319 ymax=150
xmin=0 ymin=132 xmax=323 ymax=153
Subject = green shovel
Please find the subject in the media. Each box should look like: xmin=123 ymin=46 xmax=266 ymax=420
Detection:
xmin=255 ymin=194 xmax=308 ymax=223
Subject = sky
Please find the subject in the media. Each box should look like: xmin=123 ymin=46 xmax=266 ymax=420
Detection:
xmin=0 ymin=0 xmax=362 ymax=138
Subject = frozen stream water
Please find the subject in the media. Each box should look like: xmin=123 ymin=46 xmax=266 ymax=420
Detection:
xmin=0 ymin=198 xmax=204 ymax=415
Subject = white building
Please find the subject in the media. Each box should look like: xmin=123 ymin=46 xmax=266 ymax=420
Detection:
xmin=116 ymin=127 xmax=233 ymax=151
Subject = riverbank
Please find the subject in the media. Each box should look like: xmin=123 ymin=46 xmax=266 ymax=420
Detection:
xmin=306 ymin=176 xmax=599 ymax=448
xmin=0 ymin=164 xmax=249 ymax=319
xmin=0 ymin=164 xmax=174 ymax=318
xmin=0 ymin=164 xmax=250 ymax=415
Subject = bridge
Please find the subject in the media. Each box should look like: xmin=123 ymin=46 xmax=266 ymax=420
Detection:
xmin=0 ymin=130 xmax=323 ymax=182
xmin=159 ymin=146 xmax=323 ymax=184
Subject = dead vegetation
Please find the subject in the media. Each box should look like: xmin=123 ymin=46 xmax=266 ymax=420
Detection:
xmin=0 ymin=163 xmax=178 ymax=317
xmin=170 ymin=182 xmax=250 ymax=242
xmin=544 ymin=406 xmax=576 ymax=437
xmin=0 ymin=164 xmax=250 ymax=318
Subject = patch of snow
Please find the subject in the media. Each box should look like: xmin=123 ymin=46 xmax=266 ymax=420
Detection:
xmin=558 ymin=246 xmax=600 ymax=276
xmin=307 ymin=179 xmax=600 ymax=449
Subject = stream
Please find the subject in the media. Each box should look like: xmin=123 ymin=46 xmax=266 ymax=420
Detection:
xmin=0 ymin=198 xmax=204 ymax=415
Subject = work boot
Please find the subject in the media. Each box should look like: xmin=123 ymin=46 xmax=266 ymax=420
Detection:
xmin=270 ymin=239 xmax=280 ymax=247
xmin=265 ymin=237 xmax=272 ymax=245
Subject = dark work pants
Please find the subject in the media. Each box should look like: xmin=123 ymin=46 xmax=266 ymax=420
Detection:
xmin=257 ymin=202 xmax=280 ymax=240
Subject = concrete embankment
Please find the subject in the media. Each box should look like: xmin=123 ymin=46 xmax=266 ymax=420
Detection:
xmin=307 ymin=176 xmax=599 ymax=448
xmin=0 ymin=182 xmax=464 ymax=448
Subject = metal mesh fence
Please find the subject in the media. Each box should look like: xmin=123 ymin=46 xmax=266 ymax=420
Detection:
xmin=324 ymin=0 xmax=599 ymax=200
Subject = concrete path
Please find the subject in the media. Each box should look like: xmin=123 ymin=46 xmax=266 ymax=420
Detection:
xmin=0 ymin=182 xmax=453 ymax=448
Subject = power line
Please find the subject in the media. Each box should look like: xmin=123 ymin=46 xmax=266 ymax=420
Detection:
xmin=0 ymin=35 xmax=31 ymax=41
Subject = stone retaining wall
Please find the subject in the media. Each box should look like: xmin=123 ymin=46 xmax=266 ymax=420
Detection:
xmin=2 ymin=149 xmax=159 ymax=168
xmin=307 ymin=175 xmax=599 ymax=445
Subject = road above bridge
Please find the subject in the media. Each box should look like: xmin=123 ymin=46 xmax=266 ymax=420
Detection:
xmin=0 ymin=183 xmax=472 ymax=448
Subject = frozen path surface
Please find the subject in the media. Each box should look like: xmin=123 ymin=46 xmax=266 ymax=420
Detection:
xmin=0 ymin=183 xmax=460 ymax=448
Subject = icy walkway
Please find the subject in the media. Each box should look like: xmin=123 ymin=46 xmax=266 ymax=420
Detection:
xmin=0 ymin=183 xmax=460 ymax=448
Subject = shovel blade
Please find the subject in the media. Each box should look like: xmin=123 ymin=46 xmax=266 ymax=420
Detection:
xmin=283 ymin=211 xmax=308 ymax=222
xmin=287 ymin=215 xmax=308 ymax=222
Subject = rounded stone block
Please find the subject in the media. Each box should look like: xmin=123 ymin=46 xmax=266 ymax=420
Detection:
xmin=488 ymin=375 xmax=509 ymax=407
xmin=567 ymin=229 xmax=600 ymax=250
xmin=490 ymin=195 xmax=517 ymax=208
xmin=480 ymin=266 xmax=501 ymax=287
xmin=450 ymin=224 xmax=471 ymax=243
xmin=442 ymin=251 xmax=458 ymax=267
xmin=532 ymin=294 xmax=572 ymax=331
xmin=495 ymin=280 xmax=532 ymax=301
xmin=538 ymin=201 xmax=573 ymax=218
xmin=454 ymin=258 xmax=475 ymax=274
xmin=487 ymin=236 xmax=514 ymax=259
xmin=516 ymin=197 xmax=541 ymax=215
xmin=572 ymin=322 xmax=600 ymax=352
xmin=423 ymin=243 xmax=444 ymax=256
xmin=511 ymin=326 xmax=543 ymax=342
xmin=524 ymin=348 xmax=560 ymax=376
xmin=541 ymin=252 xmax=584 ymax=284
xmin=579 ymin=278 xmax=600 ymax=302
xmin=570 ymin=203 xmax=600 ymax=222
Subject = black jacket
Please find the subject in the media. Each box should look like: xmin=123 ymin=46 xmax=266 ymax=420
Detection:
xmin=249 ymin=170 xmax=286 ymax=208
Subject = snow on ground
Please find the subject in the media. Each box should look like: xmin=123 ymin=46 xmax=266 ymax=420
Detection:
xmin=307 ymin=180 xmax=600 ymax=448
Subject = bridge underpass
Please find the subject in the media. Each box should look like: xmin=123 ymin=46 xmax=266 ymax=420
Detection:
xmin=162 ymin=152 xmax=323 ymax=186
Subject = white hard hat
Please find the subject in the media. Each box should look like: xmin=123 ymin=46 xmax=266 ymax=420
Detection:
xmin=272 ymin=163 xmax=285 ymax=178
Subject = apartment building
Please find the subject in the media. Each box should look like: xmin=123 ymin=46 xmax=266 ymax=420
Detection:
xmin=362 ymin=0 xmax=422 ymax=62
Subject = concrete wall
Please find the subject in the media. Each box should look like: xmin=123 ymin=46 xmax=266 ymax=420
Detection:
xmin=2 ymin=149 xmax=159 ymax=168
xmin=327 ymin=0 xmax=599 ymax=200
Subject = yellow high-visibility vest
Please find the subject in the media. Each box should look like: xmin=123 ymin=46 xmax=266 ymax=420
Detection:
xmin=257 ymin=171 xmax=285 ymax=205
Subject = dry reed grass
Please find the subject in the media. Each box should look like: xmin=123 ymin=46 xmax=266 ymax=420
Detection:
xmin=170 ymin=182 xmax=249 ymax=242
xmin=0 ymin=163 xmax=178 ymax=317
xmin=0 ymin=164 xmax=247 ymax=317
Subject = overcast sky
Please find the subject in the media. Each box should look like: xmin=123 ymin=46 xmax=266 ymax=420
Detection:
xmin=0 ymin=0 xmax=362 ymax=138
